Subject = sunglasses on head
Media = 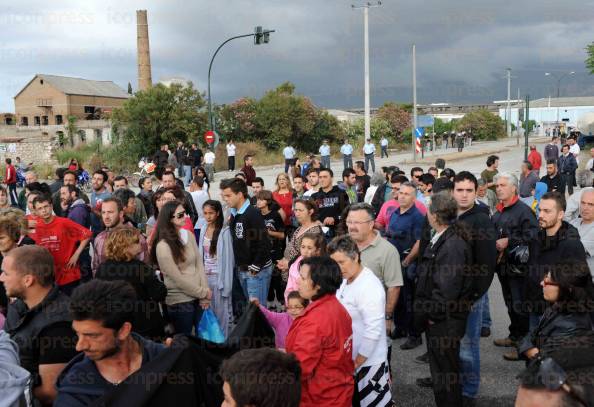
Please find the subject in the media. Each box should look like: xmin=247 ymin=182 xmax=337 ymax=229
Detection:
xmin=172 ymin=211 xmax=186 ymax=219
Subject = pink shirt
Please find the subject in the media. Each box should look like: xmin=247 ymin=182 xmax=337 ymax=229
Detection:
xmin=376 ymin=199 xmax=427 ymax=230
xmin=285 ymin=255 xmax=303 ymax=304
xmin=258 ymin=305 xmax=293 ymax=349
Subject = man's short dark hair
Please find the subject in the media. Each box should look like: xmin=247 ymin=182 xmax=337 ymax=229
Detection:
xmin=252 ymin=177 xmax=264 ymax=186
xmin=390 ymin=174 xmax=408 ymax=184
xmin=63 ymin=170 xmax=77 ymax=179
xmin=7 ymin=245 xmax=55 ymax=287
xmin=101 ymin=197 xmax=123 ymax=212
xmin=70 ymin=280 xmax=137 ymax=331
xmin=113 ymin=189 xmax=136 ymax=208
xmin=93 ymin=170 xmax=108 ymax=184
xmin=113 ymin=175 xmax=128 ymax=185
xmin=220 ymin=178 xmax=248 ymax=198
xmin=410 ymin=167 xmax=423 ymax=176
xmin=32 ymin=194 xmax=52 ymax=207
xmin=441 ymin=168 xmax=456 ymax=180
xmin=541 ymin=191 xmax=566 ymax=211
xmin=293 ymin=174 xmax=304 ymax=182
xmin=486 ymin=155 xmax=499 ymax=167
xmin=56 ymin=167 xmax=66 ymax=179
xmin=523 ymin=160 xmax=533 ymax=171
xmin=433 ymin=177 xmax=454 ymax=193
xmin=162 ymin=171 xmax=175 ymax=180
xmin=319 ymin=168 xmax=333 ymax=178
xmin=342 ymin=168 xmax=356 ymax=179
xmin=244 ymin=154 xmax=253 ymax=163
xmin=220 ymin=348 xmax=301 ymax=407
xmin=305 ymin=167 xmax=319 ymax=176
xmin=419 ymin=173 xmax=436 ymax=186
xmin=299 ymin=256 xmax=342 ymax=301
xmin=453 ymin=171 xmax=478 ymax=190
xmin=355 ymin=161 xmax=365 ymax=172
xmin=61 ymin=184 xmax=80 ymax=197
xmin=546 ymin=159 xmax=558 ymax=166
xmin=562 ymin=144 xmax=570 ymax=151
xmin=139 ymin=177 xmax=150 ymax=189
xmin=5 ymin=158 xmax=10 ymax=165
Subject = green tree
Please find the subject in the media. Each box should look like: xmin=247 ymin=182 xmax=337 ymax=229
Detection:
xmin=433 ymin=117 xmax=454 ymax=135
xmin=343 ymin=117 xmax=392 ymax=143
xmin=586 ymin=42 xmax=594 ymax=74
xmin=111 ymin=83 xmax=207 ymax=159
xmin=65 ymin=115 xmax=78 ymax=147
xmin=218 ymin=98 xmax=258 ymax=142
xmin=127 ymin=82 xmax=133 ymax=95
xmin=456 ymin=109 xmax=505 ymax=141
xmin=306 ymin=110 xmax=345 ymax=153
xmin=376 ymin=102 xmax=411 ymax=143
xmin=254 ymin=82 xmax=317 ymax=150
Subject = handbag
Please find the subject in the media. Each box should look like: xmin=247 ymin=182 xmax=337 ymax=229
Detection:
xmin=196 ymin=308 xmax=225 ymax=344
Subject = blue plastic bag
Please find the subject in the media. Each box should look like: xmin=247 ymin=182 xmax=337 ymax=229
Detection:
xmin=197 ymin=308 xmax=225 ymax=343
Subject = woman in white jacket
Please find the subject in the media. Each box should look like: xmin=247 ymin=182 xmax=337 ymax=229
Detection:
xmin=198 ymin=200 xmax=235 ymax=337
xmin=328 ymin=234 xmax=392 ymax=407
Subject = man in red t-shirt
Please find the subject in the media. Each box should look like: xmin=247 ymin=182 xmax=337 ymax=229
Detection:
xmin=29 ymin=195 xmax=92 ymax=295
xmin=4 ymin=158 xmax=17 ymax=206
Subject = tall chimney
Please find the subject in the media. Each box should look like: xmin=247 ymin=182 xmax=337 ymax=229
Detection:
xmin=136 ymin=10 xmax=152 ymax=91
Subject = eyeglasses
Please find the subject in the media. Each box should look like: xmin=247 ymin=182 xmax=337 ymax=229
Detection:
xmin=172 ymin=211 xmax=186 ymax=219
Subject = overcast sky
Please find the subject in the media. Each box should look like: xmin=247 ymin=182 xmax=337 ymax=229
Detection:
xmin=1 ymin=0 xmax=593 ymax=112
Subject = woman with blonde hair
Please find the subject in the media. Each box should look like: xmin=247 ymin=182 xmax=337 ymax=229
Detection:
xmin=273 ymin=173 xmax=294 ymax=227
xmin=96 ymin=228 xmax=167 ymax=340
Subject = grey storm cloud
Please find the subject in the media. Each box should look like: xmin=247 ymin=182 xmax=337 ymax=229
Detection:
xmin=0 ymin=0 xmax=592 ymax=112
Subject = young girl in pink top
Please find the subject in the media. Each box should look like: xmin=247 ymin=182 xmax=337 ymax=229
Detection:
xmin=284 ymin=232 xmax=326 ymax=304
xmin=254 ymin=291 xmax=309 ymax=350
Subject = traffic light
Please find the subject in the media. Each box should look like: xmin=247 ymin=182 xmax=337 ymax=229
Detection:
xmin=263 ymin=31 xmax=270 ymax=44
xmin=254 ymin=26 xmax=263 ymax=45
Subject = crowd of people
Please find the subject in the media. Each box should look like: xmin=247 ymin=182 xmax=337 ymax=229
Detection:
xmin=0 ymin=135 xmax=593 ymax=407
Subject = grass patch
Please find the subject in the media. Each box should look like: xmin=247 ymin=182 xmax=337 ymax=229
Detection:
xmin=53 ymin=141 xmax=102 ymax=166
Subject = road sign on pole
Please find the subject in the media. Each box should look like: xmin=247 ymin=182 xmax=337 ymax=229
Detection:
xmin=204 ymin=130 xmax=217 ymax=145
xmin=415 ymin=127 xmax=424 ymax=154
xmin=417 ymin=115 xmax=434 ymax=128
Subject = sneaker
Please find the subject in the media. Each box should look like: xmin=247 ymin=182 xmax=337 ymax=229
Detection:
xmin=480 ymin=327 xmax=491 ymax=337
xmin=415 ymin=352 xmax=429 ymax=364
xmin=503 ymin=349 xmax=521 ymax=361
xmin=400 ymin=336 xmax=422 ymax=350
xmin=493 ymin=337 xmax=516 ymax=347
xmin=416 ymin=377 xmax=433 ymax=388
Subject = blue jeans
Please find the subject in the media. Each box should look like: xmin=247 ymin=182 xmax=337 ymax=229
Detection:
xmin=168 ymin=300 xmax=203 ymax=336
xmin=481 ymin=293 xmax=492 ymax=328
xmin=460 ymin=296 xmax=484 ymax=398
xmin=238 ymin=265 xmax=272 ymax=305
xmin=364 ymin=153 xmax=375 ymax=173
xmin=183 ymin=165 xmax=192 ymax=187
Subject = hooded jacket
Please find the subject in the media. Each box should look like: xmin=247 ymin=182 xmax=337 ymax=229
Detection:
xmin=311 ymin=186 xmax=349 ymax=230
xmin=55 ymin=333 xmax=166 ymax=407
xmin=66 ymin=198 xmax=91 ymax=228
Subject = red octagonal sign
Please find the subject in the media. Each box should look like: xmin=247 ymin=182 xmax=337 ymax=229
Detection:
xmin=204 ymin=130 xmax=216 ymax=144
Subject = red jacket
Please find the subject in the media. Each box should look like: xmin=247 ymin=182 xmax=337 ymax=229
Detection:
xmin=241 ymin=165 xmax=256 ymax=186
xmin=286 ymin=294 xmax=354 ymax=407
xmin=528 ymin=150 xmax=542 ymax=172
xmin=4 ymin=164 xmax=16 ymax=184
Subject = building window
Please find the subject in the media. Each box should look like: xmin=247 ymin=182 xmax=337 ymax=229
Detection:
xmin=84 ymin=106 xmax=95 ymax=114
xmin=20 ymin=117 xmax=28 ymax=126
xmin=34 ymin=116 xmax=40 ymax=126
xmin=42 ymin=116 xmax=48 ymax=125
xmin=55 ymin=115 xmax=63 ymax=125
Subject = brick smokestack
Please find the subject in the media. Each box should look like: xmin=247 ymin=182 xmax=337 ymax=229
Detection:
xmin=136 ymin=10 xmax=152 ymax=91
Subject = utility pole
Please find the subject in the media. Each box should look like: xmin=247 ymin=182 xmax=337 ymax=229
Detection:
xmin=506 ymin=68 xmax=512 ymax=138
xmin=524 ymin=95 xmax=530 ymax=160
xmin=516 ymin=88 xmax=520 ymax=145
xmin=412 ymin=44 xmax=418 ymax=161
xmin=352 ymin=2 xmax=381 ymax=143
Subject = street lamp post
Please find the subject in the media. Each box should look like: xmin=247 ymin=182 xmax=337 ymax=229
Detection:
xmin=544 ymin=71 xmax=575 ymax=124
xmin=352 ymin=1 xmax=381 ymax=143
xmin=207 ymin=27 xmax=275 ymax=133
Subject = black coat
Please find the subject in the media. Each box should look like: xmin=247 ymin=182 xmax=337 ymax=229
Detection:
xmin=518 ymin=305 xmax=593 ymax=357
xmin=492 ymin=198 xmax=539 ymax=276
xmin=96 ymin=259 xmax=167 ymax=340
xmin=458 ymin=203 xmax=497 ymax=301
xmin=526 ymin=222 xmax=588 ymax=314
xmin=558 ymin=153 xmax=577 ymax=174
xmin=414 ymin=226 xmax=473 ymax=330
xmin=540 ymin=173 xmax=566 ymax=194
